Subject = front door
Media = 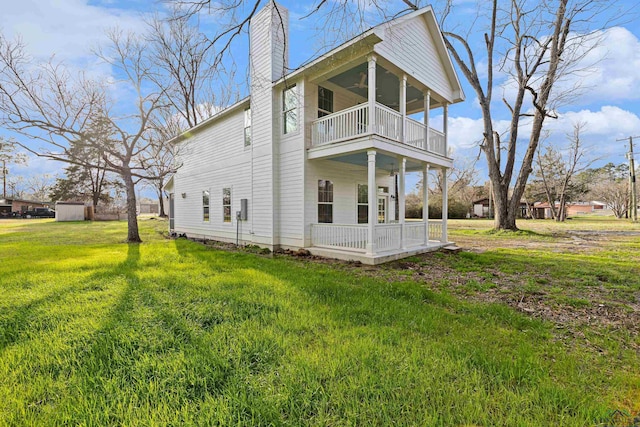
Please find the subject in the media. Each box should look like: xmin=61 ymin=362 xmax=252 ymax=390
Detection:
xmin=377 ymin=196 xmax=387 ymax=223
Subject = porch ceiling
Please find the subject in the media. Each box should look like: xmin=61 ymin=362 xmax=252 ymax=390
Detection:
xmin=325 ymin=152 xmax=425 ymax=173
xmin=327 ymin=63 xmax=426 ymax=113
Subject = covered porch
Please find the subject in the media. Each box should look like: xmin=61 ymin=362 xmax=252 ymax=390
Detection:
xmin=306 ymin=150 xmax=451 ymax=265
xmin=308 ymin=54 xmax=450 ymax=157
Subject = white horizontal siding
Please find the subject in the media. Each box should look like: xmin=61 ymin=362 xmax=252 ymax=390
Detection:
xmin=304 ymin=159 xmax=395 ymax=245
xmin=374 ymin=16 xmax=454 ymax=102
xmin=172 ymin=107 xmax=255 ymax=242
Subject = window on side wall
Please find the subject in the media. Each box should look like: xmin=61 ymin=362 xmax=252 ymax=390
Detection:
xmin=203 ymin=190 xmax=210 ymax=222
xmin=244 ymin=108 xmax=251 ymax=146
xmin=318 ymin=179 xmax=333 ymax=223
xmin=223 ymin=188 xmax=231 ymax=223
xmin=283 ymin=85 xmax=297 ymax=134
xmin=357 ymin=184 xmax=368 ymax=224
xmin=318 ymin=86 xmax=333 ymax=118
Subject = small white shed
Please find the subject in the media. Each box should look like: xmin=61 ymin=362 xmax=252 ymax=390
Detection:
xmin=55 ymin=201 xmax=86 ymax=221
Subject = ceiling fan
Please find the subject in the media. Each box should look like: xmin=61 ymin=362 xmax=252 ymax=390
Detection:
xmin=347 ymin=72 xmax=368 ymax=89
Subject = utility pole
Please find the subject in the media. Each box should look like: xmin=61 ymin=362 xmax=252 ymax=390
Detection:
xmin=618 ymin=136 xmax=639 ymax=222
xmin=2 ymin=159 xmax=6 ymax=199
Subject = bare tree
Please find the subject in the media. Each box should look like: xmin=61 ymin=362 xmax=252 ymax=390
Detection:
xmin=534 ymin=122 xmax=593 ymax=221
xmin=25 ymin=173 xmax=56 ymax=201
xmin=146 ymin=10 xmax=235 ymax=128
xmin=436 ymin=0 xmax=617 ymax=230
xmin=0 ymin=138 xmax=28 ymax=199
xmin=0 ymin=31 xmax=167 ymax=242
xmin=584 ymin=163 xmax=629 ymax=219
xmin=169 ymin=0 xmax=617 ymax=230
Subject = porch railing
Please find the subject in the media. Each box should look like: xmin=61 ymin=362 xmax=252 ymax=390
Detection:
xmin=311 ymin=223 xmax=368 ymax=251
xmin=311 ymin=220 xmax=446 ymax=254
xmin=312 ymin=104 xmax=368 ymax=146
xmin=404 ymin=222 xmax=426 ymax=248
xmin=311 ymin=103 xmax=446 ymax=156
xmin=428 ymin=220 xmax=443 ymax=241
xmin=374 ymin=223 xmax=402 ymax=252
xmin=374 ymin=104 xmax=401 ymax=141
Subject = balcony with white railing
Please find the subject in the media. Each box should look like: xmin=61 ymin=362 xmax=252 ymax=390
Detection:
xmin=311 ymin=102 xmax=447 ymax=157
xmin=310 ymin=220 xmax=445 ymax=254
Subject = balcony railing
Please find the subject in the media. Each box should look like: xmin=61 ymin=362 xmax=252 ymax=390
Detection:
xmin=311 ymin=103 xmax=446 ymax=156
xmin=310 ymin=220 xmax=444 ymax=254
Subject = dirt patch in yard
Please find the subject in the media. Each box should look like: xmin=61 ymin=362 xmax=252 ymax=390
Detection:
xmin=190 ymin=230 xmax=640 ymax=350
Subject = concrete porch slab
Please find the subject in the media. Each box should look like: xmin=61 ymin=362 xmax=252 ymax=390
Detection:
xmin=306 ymin=241 xmax=452 ymax=265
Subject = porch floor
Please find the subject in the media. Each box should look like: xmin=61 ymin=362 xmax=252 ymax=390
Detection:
xmin=305 ymin=240 xmax=452 ymax=265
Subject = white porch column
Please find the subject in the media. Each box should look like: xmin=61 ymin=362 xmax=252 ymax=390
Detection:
xmin=367 ymin=55 xmax=377 ymax=134
xmin=442 ymin=167 xmax=448 ymax=243
xmin=366 ymin=150 xmax=377 ymax=255
xmin=400 ymin=74 xmax=407 ymax=143
xmin=423 ymin=164 xmax=429 ymax=245
xmin=443 ymin=103 xmax=449 ymax=156
xmin=399 ymin=157 xmax=406 ymax=249
xmin=424 ymin=90 xmax=431 ymax=151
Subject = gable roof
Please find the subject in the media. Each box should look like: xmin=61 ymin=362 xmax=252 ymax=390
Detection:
xmin=275 ymin=5 xmax=464 ymax=103
xmin=170 ymin=5 xmax=463 ymax=143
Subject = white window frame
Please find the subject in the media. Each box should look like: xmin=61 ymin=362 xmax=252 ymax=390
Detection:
xmin=357 ymin=183 xmax=368 ymax=224
xmin=318 ymin=179 xmax=333 ymax=223
xmin=283 ymin=85 xmax=298 ymax=134
xmin=244 ymin=108 xmax=251 ymax=146
xmin=222 ymin=187 xmax=232 ymax=223
xmin=202 ymin=190 xmax=210 ymax=222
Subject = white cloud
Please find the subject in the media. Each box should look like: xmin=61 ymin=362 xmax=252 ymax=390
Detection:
xmin=547 ymin=106 xmax=640 ymax=137
xmin=0 ymin=0 xmax=148 ymax=64
xmin=567 ymin=27 xmax=640 ymax=103
xmin=497 ymin=26 xmax=640 ymax=108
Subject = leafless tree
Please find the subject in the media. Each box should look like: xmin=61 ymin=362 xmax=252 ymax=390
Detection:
xmin=436 ymin=0 xmax=619 ymax=229
xmin=0 ymin=138 xmax=28 ymax=199
xmin=533 ymin=122 xmax=593 ymax=221
xmin=0 ymin=31 xmax=167 ymax=242
xmin=169 ymin=0 xmax=618 ymax=230
xmin=146 ymin=10 xmax=235 ymax=128
xmin=25 ymin=173 xmax=56 ymax=201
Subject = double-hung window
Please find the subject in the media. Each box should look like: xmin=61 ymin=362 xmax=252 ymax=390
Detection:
xmin=318 ymin=86 xmax=333 ymax=118
xmin=318 ymin=180 xmax=333 ymax=223
xmin=283 ymin=85 xmax=297 ymax=134
xmin=223 ymin=188 xmax=232 ymax=223
xmin=202 ymin=190 xmax=210 ymax=222
xmin=357 ymin=184 xmax=368 ymax=224
xmin=244 ymin=108 xmax=251 ymax=146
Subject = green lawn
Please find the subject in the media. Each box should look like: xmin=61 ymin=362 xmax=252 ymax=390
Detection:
xmin=0 ymin=218 xmax=638 ymax=425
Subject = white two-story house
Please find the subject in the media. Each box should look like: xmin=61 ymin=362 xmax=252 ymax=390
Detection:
xmin=164 ymin=1 xmax=464 ymax=264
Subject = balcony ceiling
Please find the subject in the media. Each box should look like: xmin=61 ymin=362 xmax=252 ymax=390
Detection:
xmin=328 ymin=63 xmax=425 ymax=113
xmin=327 ymin=152 xmax=426 ymax=174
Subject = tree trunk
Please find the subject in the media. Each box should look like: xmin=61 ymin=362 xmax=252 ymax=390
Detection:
xmin=157 ymin=185 xmax=167 ymax=218
xmin=492 ymin=183 xmax=518 ymax=230
xmin=123 ymin=170 xmax=141 ymax=243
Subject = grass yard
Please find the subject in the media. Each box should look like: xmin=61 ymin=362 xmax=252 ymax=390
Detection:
xmin=0 ymin=217 xmax=639 ymax=425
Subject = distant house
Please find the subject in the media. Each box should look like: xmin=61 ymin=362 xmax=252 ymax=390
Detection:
xmin=566 ymin=201 xmax=606 ymax=216
xmin=472 ymin=197 xmax=527 ymax=218
xmin=165 ymin=2 xmax=465 ymax=264
xmin=0 ymin=198 xmax=50 ymax=217
xmin=532 ymin=201 xmax=607 ymax=219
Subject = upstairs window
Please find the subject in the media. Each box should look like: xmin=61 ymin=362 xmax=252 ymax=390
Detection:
xmin=318 ymin=179 xmax=333 ymax=223
xmin=318 ymin=86 xmax=333 ymax=118
xmin=223 ymin=188 xmax=232 ymax=223
xmin=244 ymin=108 xmax=251 ymax=146
xmin=283 ymin=85 xmax=297 ymax=134
xmin=202 ymin=190 xmax=210 ymax=222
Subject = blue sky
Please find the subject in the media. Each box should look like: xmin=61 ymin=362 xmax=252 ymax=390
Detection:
xmin=2 ymin=0 xmax=640 ymax=193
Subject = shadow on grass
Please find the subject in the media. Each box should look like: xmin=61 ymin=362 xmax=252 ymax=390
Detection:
xmin=0 ymin=286 xmax=77 ymax=354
